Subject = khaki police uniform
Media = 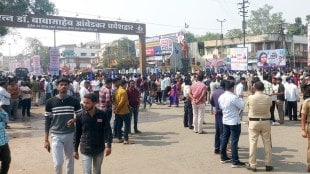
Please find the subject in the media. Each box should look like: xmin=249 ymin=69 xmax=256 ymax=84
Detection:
xmin=247 ymin=91 xmax=273 ymax=167
xmin=301 ymin=99 xmax=310 ymax=165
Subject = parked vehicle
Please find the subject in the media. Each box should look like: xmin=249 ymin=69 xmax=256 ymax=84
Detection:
xmin=15 ymin=68 xmax=29 ymax=80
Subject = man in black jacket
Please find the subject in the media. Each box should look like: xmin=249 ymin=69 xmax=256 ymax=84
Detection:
xmin=74 ymin=93 xmax=112 ymax=174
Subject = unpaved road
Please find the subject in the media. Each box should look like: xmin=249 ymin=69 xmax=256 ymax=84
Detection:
xmin=6 ymin=102 xmax=308 ymax=174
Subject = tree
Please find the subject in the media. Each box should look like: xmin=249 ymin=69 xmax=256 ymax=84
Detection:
xmin=183 ymin=31 xmax=197 ymax=43
xmin=306 ymin=15 xmax=310 ymax=24
xmin=225 ymin=29 xmax=243 ymax=39
xmin=0 ymin=0 xmax=56 ymax=37
xmin=25 ymin=37 xmax=50 ymax=73
xmin=100 ymin=37 xmax=137 ymax=69
xmin=287 ymin=17 xmax=305 ymax=35
xmin=247 ymin=4 xmax=284 ymax=35
xmin=116 ymin=57 xmax=139 ymax=70
xmin=181 ymin=31 xmax=220 ymax=42
xmin=196 ymin=32 xmax=221 ymax=42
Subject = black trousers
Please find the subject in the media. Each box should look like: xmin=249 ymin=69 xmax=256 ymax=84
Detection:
xmin=45 ymin=93 xmax=52 ymax=101
xmin=94 ymin=91 xmax=99 ymax=101
xmin=270 ymin=101 xmax=276 ymax=122
xmin=183 ymin=100 xmax=193 ymax=127
xmin=287 ymin=101 xmax=298 ymax=120
xmin=0 ymin=143 xmax=11 ymax=174
xmin=156 ymin=91 xmax=163 ymax=103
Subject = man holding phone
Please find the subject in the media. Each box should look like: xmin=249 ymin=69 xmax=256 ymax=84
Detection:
xmin=44 ymin=78 xmax=82 ymax=174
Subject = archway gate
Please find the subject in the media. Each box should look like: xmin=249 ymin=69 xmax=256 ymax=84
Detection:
xmin=0 ymin=13 xmax=146 ymax=75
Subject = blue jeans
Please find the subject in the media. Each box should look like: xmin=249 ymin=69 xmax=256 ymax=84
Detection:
xmin=21 ymin=98 xmax=31 ymax=117
xmin=9 ymin=99 xmax=19 ymax=119
xmin=220 ymin=124 xmax=241 ymax=163
xmin=115 ymin=113 xmax=131 ymax=141
xmin=143 ymin=91 xmax=151 ymax=107
xmin=214 ymin=114 xmax=223 ymax=150
xmin=81 ymin=151 xmax=104 ymax=174
xmin=130 ymin=107 xmax=139 ymax=132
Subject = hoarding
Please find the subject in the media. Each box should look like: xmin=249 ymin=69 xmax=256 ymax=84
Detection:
xmin=226 ymin=47 xmax=248 ymax=71
xmin=32 ymin=55 xmax=41 ymax=76
xmin=135 ymin=33 xmax=178 ymax=57
xmin=49 ymin=48 xmax=60 ymax=76
xmin=256 ymin=49 xmax=286 ymax=68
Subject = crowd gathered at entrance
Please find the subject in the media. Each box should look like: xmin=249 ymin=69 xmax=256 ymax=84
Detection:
xmin=1 ymin=68 xmax=310 ymax=173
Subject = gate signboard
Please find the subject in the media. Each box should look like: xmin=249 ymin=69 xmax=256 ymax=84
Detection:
xmin=0 ymin=13 xmax=147 ymax=74
xmin=0 ymin=14 xmax=145 ymax=35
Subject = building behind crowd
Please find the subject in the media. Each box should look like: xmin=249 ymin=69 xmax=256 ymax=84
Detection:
xmin=0 ymin=33 xmax=308 ymax=76
xmin=58 ymin=42 xmax=100 ymax=73
xmin=204 ymin=34 xmax=308 ymax=69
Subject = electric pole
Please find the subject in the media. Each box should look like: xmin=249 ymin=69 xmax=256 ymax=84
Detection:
xmin=238 ymin=0 xmax=249 ymax=47
xmin=278 ymin=21 xmax=292 ymax=68
xmin=217 ymin=19 xmax=226 ymax=59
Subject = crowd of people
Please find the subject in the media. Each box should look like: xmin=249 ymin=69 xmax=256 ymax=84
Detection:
xmin=1 ymin=68 xmax=310 ymax=173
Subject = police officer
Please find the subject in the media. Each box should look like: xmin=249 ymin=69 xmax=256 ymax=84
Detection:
xmin=246 ymin=81 xmax=273 ymax=172
xmin=301 ymin=96 xmax=310 ymax=172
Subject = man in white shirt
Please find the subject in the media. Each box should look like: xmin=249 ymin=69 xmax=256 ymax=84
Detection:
xmin=218 ymin=78 xmax=245 ymax=168
xmin=91 ymin=77 xmax=101 ymax=100
xmin=52 ymin=78 xmax=58 ymax=96
xmin=183 ymin=78 xmax=193 ymax=129
xmin=161 ymin=75 xmax=171 ymax=105
xmin=271 ymin=77 xmax=280 ymax=125
xmin=285 ymin=77 xmax=300 ymax=121
xmin=72 ymin=77 xmax=80 ymax=100
xmin=79 ymin=80 xmax=90 ymax=106
xmin=0 ymin=81 xmax=11 ymax=128
xmin=235 ymin=77 xmax=246 ymax=122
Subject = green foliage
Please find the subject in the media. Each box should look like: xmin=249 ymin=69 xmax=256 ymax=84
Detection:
xmin=0 ymin=27 xmax=8 ymax=37
xmin=100 ymin=37 xmax=137 ymax=69
xmin=182 ymin=30 xmax=220 ymax=42
xmin=30 ymin=0 xmax=56 ymax=15
xmin=196 ymin=32 xmax=221 ymax=42
xmin=25 ymin=37 xmax=49 ymax=73
xmin=0 ymin=0 xmax=56 ymax=37
xmin=225 ymin=29 xmax=243 ymax=39
xmin=115 ymin=57 xmax=139 ymax=70
xmin=306 ymin=15 xmax=310 ymax=24
xmin=247 ymin=4 xmax=283 ymax=35
xmin=287 ymin=17 xmax=306 ymax=35
xmin=183 ymin=31 xmax=197 ymax=43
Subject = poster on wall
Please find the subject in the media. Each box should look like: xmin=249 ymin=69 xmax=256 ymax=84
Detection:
xmin=308 ymin=23 xmax=310 ymax=66
xmin=256 ymin=49 xmax=286 ymax=68
xmin=226 ymin=47 xmax=248 ymax=71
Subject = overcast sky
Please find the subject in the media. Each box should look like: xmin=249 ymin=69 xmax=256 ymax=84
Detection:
xmin=1 ymin=0 xmax=310 ymax=56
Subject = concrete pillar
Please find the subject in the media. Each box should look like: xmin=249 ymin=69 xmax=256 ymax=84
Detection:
xmin=138 ymin=34 xmax=146 ymax=75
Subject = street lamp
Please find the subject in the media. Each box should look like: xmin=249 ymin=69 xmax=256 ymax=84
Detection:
xmin=216 ymin=19 xmax=226 ymax=59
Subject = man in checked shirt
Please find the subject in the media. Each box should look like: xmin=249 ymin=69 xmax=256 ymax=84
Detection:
xmin=0 ymin=109 xmax=10 ymax=174
xmin=98 ymin=78 xmax=113 ymax=122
